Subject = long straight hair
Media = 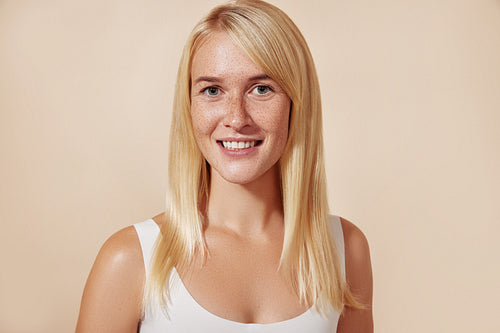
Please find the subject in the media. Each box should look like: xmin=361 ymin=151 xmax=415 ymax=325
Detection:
xmin=147 ymin=0 xmax=360 ymax=315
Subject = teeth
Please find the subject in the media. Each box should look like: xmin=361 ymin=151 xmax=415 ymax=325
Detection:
xmin=222 ymin=141 xmax=257 ymax=150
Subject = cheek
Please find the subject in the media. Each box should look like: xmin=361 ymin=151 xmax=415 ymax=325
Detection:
xmin=191 ymin=103 xmax=215 ymax=136
xmin=276 ymin=114 xmax=290 ymax=147
xmin=260 ymin=99 xmax=290 ymax=142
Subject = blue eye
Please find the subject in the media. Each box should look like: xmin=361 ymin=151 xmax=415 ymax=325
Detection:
xmin=203 ymin=87 xmax=220 ymax=96
xmin=253 ymin=85 xmax=271 ymax=95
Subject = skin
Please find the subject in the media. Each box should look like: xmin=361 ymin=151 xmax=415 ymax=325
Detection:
xmin=190 ymin=32 xmax=290 ymax=186
xmin=75 ymin=31 xmax=373 ymax=332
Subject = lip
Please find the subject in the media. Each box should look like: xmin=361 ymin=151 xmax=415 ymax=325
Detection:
xmin=216 ymin=138 xmax=262 ymax=156
xmin=217 ymin=137 xmax=263 ymax=142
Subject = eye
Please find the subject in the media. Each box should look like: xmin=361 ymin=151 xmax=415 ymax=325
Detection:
xmin=202 ymin=86 xmax=220 ymax=96
xmin=252 ymin=85 xmax=272 ymax=95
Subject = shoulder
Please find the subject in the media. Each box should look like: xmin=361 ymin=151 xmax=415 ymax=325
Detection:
xmin=75 ymin=225 xmax=145 ymax=332
xmin=337 ymin=216 xmax=374 ymax=332
xmin=339 ymin=216 xmax=372 ymax=292
xmin=339 ymin=217 xmax=371 ymax=267
xmin=96 ymin=225 xmax=144 ymax=274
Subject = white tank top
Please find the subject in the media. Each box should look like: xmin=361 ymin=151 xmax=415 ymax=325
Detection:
xmin=133 ymin=215 xmax=345 ymax=332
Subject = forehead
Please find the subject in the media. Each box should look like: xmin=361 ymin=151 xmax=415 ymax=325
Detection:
xmin=191 ymin=31 xmax=265 ymax=80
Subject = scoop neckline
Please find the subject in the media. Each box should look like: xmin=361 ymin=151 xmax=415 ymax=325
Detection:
xmin=145 ymin=218 xmax=325 ymax=326
xmin=171 ymin=267 xmax=314 ymax=326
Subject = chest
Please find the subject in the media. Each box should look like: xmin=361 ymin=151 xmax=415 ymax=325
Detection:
xmin=141 ymin=269 xmax=339 ymax=332
xmin=176 ymin=233 xmax=309 ymax=324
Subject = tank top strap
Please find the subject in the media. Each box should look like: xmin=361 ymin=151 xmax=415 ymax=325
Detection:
xmin=328 ymin=215 xmax=346 ymax=277
xmin=133 ymin=219 xmax=160 ymax=279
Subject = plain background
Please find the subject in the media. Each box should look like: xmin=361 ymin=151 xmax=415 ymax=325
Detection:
xmin=1 ymin=0 xmax=499 ymax=332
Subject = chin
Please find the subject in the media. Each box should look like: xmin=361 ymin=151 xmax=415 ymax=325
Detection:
xmin=218 ymin=172 xmax=259 ymax=185
xmin=212 ymin=162 xmax=279 ymax=186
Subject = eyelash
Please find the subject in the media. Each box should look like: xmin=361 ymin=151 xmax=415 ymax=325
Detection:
xmin=200 ymin=85 xmax=273 ymax=97
xmin=201 ymin=86 xmax=220 ymax=96
xmin=252 ymin=85 xmax=273 ymax=95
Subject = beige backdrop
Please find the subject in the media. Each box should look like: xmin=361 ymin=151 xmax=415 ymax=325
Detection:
xmin=1 ymin=0 xmax=499 ymax=332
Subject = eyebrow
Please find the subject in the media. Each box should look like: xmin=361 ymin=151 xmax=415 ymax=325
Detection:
xmin=193 ymin=74 xmax=270 ymax=85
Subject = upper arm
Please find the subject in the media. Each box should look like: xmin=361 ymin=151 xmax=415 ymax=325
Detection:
xmin=75 ymin=226 xmax=145 ymax=333
xmin=337 ymin=217 xmax=374 ymax=333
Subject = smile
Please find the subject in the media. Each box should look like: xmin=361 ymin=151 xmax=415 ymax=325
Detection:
xmin=219 ymin=140 xmax=261 ymax=150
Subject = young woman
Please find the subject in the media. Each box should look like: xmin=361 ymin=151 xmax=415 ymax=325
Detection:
xmin=76 ymin=1 xmax=373 ymax=332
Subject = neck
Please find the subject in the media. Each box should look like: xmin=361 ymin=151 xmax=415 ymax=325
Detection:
xmin=206 ymin=165 xmax=284 ymax=237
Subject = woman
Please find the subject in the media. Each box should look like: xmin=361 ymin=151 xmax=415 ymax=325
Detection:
xmin=76 ymin=0 xmax=373 ymax=332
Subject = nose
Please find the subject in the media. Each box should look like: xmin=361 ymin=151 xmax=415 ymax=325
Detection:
xmin=223 ymin=94 xmax=251 ymax=131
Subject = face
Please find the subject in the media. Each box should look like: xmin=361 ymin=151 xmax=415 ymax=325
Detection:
xmin=190 ymin=31 xmax=290 ymax=185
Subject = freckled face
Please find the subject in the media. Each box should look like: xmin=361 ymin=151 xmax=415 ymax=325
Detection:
xmin=190 ymin=31 xmax=290 ymax=185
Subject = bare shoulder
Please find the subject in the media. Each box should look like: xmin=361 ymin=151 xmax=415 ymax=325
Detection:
xmin=98 ymin=226 xmax=144 ymax=266
xmin=338 ymin=216 xmax=374 ymax=332
xmin=339 ymin=217 xmax=371 ymax=264
xmin=75 ymin=225 xmax=145 ymax=333
xmin=90 ymin=226 xmax=145 ymax=285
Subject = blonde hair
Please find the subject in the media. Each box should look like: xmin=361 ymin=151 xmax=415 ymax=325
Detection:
xmin=147 ymin=0 xmax=360 ymax=315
